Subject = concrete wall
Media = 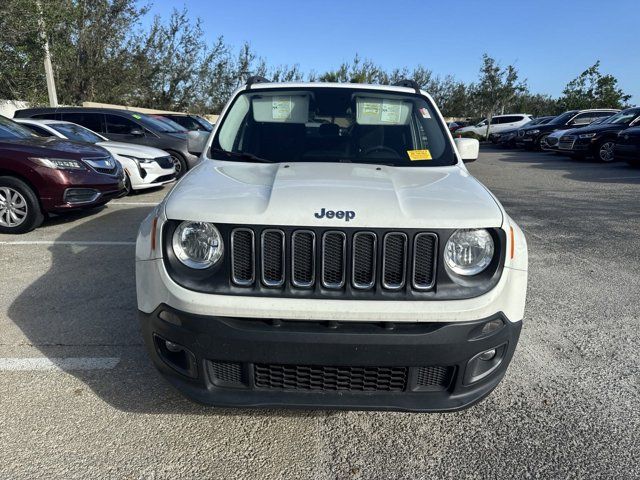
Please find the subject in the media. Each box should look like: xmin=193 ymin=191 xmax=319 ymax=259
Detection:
xmin=0 ymin=100 xmax=30 ymax=118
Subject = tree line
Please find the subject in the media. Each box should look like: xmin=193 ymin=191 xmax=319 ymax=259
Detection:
xmin=0 ymin=1 xmax=633 ymax=119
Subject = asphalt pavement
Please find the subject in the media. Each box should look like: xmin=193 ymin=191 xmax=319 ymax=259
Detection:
xmin=0 ymin=148 xmax=638 ymax=479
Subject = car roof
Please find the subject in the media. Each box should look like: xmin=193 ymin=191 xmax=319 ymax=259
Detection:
xmin=16 ymin=106 xmax=144 ymax=115
xmin=14 ymin=118 xmax=75 ymax=126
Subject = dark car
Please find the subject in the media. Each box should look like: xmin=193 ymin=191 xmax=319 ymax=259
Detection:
xmin=160 ymin=113 xmax=213 ymax=132
xmin=14 ymin=107 xmax=201 ymax=177
xmin=447 ymin=121 xmax=469 ymax=133
xmin=493 ymin=116 xmax=555 ymax=147
xmin=517 ymin=109 xmax=619 ymax=150
xmin=0 ymin=115 xmax=126 ymax=234
xmin=557 ymin=107 xmax=640 ymax=162
xmin=615 ymin=126 xmax=640 ymax=165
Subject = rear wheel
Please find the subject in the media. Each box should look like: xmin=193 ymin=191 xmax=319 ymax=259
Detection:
xmin=535 ymin=135 xmax=549 ymax=151
xmin=0 ymin=176 xmax=44 ymax=234
xmin=596 ymin=140 xmax=616 ymax=162
xmin=167 ymin=151 xmax=187 ymax=178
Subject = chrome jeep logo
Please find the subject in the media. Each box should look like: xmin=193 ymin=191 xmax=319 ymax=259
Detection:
xmin=314 ymin=208 xmax=356 ymax=222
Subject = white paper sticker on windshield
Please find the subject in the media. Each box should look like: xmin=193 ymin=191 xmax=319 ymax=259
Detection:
xmin=272 ymin=97 xmax=292 ymax=120
xmin=419 ymin=107 xmax=431 ymax=119
xmin=381 ymin=100 xmax=402 ymax=123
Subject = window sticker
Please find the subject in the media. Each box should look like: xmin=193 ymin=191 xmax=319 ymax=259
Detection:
xmin=419 ymin=107 xmax=431 ymax=119
xmin=272 ymin=97 xmax=292 ymax=120
xmin=131 ymin=113 xmax=142 ymax=120
xmin=381 ymin=100 xmax=402 ymax=123
xmin=407 ymin=149 xmax=432 ymax=161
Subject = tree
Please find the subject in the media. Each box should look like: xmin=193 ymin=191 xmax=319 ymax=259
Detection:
xmin=560 ymin=61 xmax=631 ymax=110
xmin=470 ymin=54 xmax=526 ymax=139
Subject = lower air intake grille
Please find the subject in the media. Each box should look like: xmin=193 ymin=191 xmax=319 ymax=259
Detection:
xmin=208 ymin=361 xmax=246 ymax=387
xmin=254 ymin=364 xmax=408 ymax=392
xmin=416 ymin=366 xmax=454 ymax=389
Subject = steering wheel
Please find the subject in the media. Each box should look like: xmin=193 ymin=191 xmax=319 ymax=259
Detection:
xmin=362 ymin=145 xmax=400 ymax=157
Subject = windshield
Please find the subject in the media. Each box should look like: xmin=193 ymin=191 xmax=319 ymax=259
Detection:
xmin=166 ymin=115 xmax=212 ymax=132
xmin=603 ymin=109 xmax=640 ymax=125
xmin=548 ymin=111 xmax=578 ymax=125
xmin=195 ymin=115 xmax=214 ymax=131
xmin=135 ymin=114 xmax=185 ymax=133
xmin=50 ymin=122 xmax=103 ymax=143
xmin=0 ymin=116 xmax=37 ymax=140
xmin=211 ymin=87 xmax=455 ymax=167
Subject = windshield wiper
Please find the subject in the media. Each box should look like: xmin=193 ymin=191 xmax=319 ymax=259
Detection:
xmin=211 ymin=148 xmax=274 ymax=163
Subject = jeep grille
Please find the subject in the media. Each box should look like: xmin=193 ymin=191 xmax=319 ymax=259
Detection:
xmin=230 ymin=227 xmax=437 ymax=295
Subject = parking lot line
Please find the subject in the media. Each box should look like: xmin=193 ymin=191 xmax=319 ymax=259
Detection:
xmin=0 ymin=240 xmax=135 ymax=246
xmin=0 ymin=357 xmax=120 ymax=371
xmin=109 ymin=202 xmax=159 ymax=206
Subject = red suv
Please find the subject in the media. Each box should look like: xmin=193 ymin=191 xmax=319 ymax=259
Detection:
xmin=0 ymin=115 xmax=126 ymax=234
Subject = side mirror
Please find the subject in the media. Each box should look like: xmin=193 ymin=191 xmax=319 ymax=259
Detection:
xmin=455 ymin=137 xmax=480 ymax=163
xmin=130 ymin=128 xmax=144 ymax=136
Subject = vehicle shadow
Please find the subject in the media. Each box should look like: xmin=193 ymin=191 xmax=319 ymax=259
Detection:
xmin=481 ymin=146 xmax=640 ymax=185
xmin=7 ymin=206 xmax=320 ymax=417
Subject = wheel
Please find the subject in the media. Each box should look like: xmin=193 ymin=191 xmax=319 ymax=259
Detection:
xmin=167 ymin=151 xmax=187 ymax=178
xmin=535 ymin=135 xmax=549 ymax=151
xmin=0 ymin=176 xmax=44 ymax=234
xmin=596 ymin=140 xmax=616 ymax=163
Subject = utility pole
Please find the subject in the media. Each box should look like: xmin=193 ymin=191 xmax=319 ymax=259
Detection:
xmin=37 ymin=1 xmax=58 ymax=107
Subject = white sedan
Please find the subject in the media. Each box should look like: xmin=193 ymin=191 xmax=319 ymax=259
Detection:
xmin=15 ymin=119 xmax=176 ymax=193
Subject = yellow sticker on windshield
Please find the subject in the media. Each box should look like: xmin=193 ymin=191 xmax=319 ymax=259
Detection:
xmin=407 ymin=149 xmax=432 ymax=161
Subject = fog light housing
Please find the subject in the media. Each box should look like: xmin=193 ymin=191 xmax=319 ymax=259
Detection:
xmin=63 ymin=188 xmax=100 ymax=204
xmin=463 ymin=343 xmax=508 ymax=385
xmin=478 ymin=348 xmax=496 ymax=361
xmin=153 ymin=334 xmax=197 ymax=378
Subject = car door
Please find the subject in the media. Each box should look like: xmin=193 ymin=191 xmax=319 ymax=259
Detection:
xmin=489 ymin=117 xmax=504 ymax=134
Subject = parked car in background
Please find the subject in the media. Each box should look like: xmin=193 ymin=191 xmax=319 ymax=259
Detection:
xmin=14 ymin=107 xmax=200 ymax=177
xmin=557 ymin=107 xmax=640 ymax=162
xmin=0 ymin=115 xmax=125 ymax=233
xmin=153 ymin=114 xmax=211 ymax=156
xmin=493 ymin=116 xmax=555 ymax=147
xmin=447 ymin=121 xmax=469 ymax=133
xmin=615 ymin=126 xmax=640 ymax=165
xmin=161 ymin=113 xmax=213 ymax=132
xmin=456 ymin=114 xmax=532 ymax=138
xmin=541 ymin=115 xmax=614 ymax=151
xmin=518 ymin=108 xmax=619 ymax=150
xmin=15 ymin=119 xmax=175 ymax=193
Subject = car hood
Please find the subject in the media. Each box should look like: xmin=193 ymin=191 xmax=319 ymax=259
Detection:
xmin=0 ymin=136 xmax=109 ymax=158
xmin=97 ymin=141 xmax=168 ymax=159
xmin=567 ymin=123 xmax=624 ymax=136
xmin=165 ymin=160 xmax=504 ymax=229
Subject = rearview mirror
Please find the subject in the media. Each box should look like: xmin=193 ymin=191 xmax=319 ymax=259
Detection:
xmin=454 ymin=137 xmax=479 ymax=163
xmin=130 ymin=128 xmax=144 ymax=136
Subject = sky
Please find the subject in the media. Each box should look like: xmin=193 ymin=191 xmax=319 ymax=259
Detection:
xmin=140 ymin=0 xmax=640 ymax=103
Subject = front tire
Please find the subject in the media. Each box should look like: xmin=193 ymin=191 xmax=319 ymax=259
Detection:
xmin=596 ymin=140 xmax=616 ymax=163
xmin=0 ymin=176 xmax=44 ymax=234
xmin=167 ymin=151 xmax=187 ymax=178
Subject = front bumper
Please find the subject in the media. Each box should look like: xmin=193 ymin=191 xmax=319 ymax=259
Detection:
xmin=140 ymin=305 xmax=522 ymax=412
xmin=615 ymin=144 xmax=640 ymax=162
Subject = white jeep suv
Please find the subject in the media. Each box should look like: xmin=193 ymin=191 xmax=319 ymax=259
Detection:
xmin=136 ymin=79 xmax=528 ymax=412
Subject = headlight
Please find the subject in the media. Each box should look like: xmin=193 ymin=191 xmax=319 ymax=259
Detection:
xmin=527 ymin=129 xmax=540 ymax=135
xmin=444 ymin=229 xmax=495 ymax=276
xmin=579 ymin=133 xmax=597 ymax=139
xmin=121 ymin=155 xmax=154 ymax=164
xmin=29 ymin=157 xmax=86 ymax=170
xmin=172 ymin=221 xmax=223 ymax=269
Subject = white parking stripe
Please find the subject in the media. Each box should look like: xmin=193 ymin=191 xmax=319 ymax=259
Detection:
xmin=0 ymin=357 xmax=120 ymax=371
xmin=0 ymin=241 xmax=135 ymax=246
